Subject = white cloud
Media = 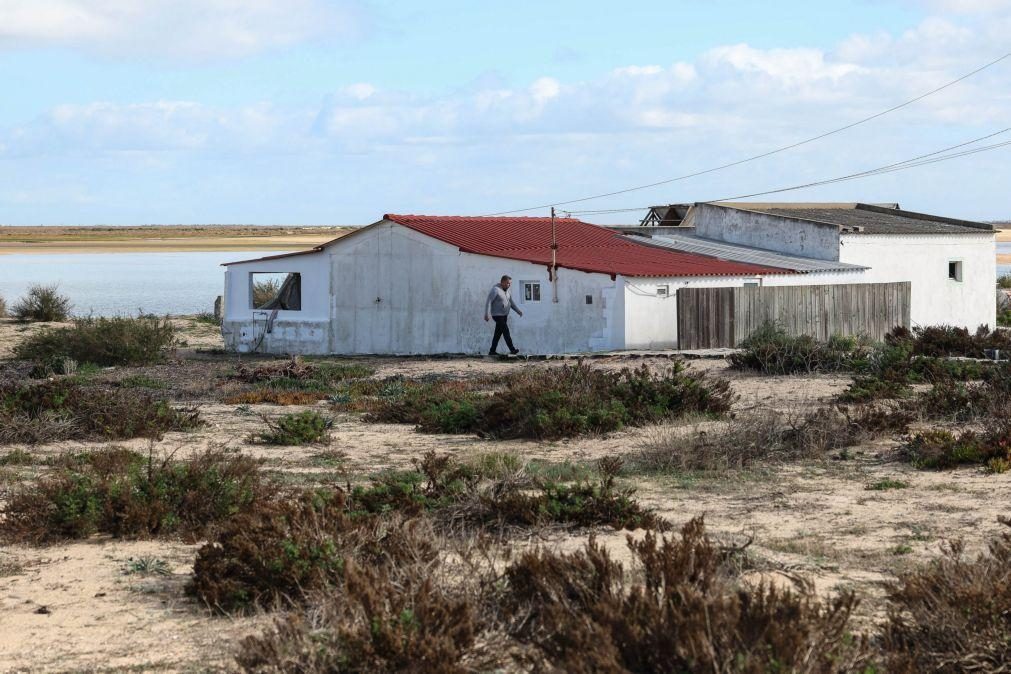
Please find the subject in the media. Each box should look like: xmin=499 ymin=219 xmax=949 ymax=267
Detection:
xmin=0 ymin=0 xmax=361 ymax=59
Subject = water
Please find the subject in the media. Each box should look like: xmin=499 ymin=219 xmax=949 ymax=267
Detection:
xmin=0 ymin=251 xmax=289 ymax=316
xmin=999 ymin=243 xmax=1011 ymax=277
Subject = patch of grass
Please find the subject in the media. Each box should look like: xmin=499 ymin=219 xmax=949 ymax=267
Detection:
xmin=0 ymin=379 xmax=201 ymax=444
xmin=124 ymin=556 xmax=171 ymax=576
xmin=118 ymin=374 xmax=168 ymax=389
xmin=254 ymin=410 xmax=333 ymax=445
xmin=0 ymin=447 xmax=265 ymax=544
xmin=0 ymin=449 xmax=33 ymax=466
xmin=193 ymin=312 xmax=221 ymax=326
xmin=12 ymin=284 xmax=71 ymax=322
xmin=13 ymin=315 xmax=176 ymax=366
xmin=308 ymin=449 xmax=346 ymax=468
xmin=865 ymin=478 xmax=910 ymax=491
xmin=891 ymin=544 xmax=914 ymax=556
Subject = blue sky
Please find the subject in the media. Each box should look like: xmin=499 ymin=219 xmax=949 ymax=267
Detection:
xmin=0 ymin=0 xmax=1008 ymax=224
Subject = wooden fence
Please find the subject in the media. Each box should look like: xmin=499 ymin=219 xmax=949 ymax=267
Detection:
xmin=676 ymin=282 xmax=911 ymax=350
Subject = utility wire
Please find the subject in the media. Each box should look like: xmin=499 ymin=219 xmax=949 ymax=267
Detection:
xmin=564 ymin=127 xmax=1011 ymax=216
xmin=484 ymin=52 xmax=1011 ymax=216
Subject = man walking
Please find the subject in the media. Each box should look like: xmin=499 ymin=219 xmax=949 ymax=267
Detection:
xmin=484 ymin=275 xmax=522 ymax=355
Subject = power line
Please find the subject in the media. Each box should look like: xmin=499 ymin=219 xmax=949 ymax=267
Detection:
xmin=484 ymin=51 xmax=1011 ymax=216
xmin=565 ymin=127 xmax=1011 ymax=216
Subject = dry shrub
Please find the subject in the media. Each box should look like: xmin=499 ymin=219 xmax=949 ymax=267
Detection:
xmin=13 ymin=315 xmax=175 ymax=365
xmin=233 ymin=356 xmax=374 ymax=391
xmin=253 ymin=410 xmax=333 ymax=445
xmin=887 ymin=324 xmax=1011 ymax=358
xmin=224 ymin=390 xmax=329 ymax=405
xmin=631 ymin=405 xmax=911 ymax=473
xmin=500 ymin=517 xmax=868 ymax=672
xmin=1 ymin=447 xmax=264 ymax=544
xmin=0 ymin=294 xmax=6 ymax=318
xmin=729 ymin=323 xmax=866 ymax=374
xmin=189 ymin=490 xmax=438 ymax=613
xmin=236 ymin=557 xmax=479 ymax=674
xmin=878 ymin=517 xmax=1011 ymax=672
xmin=0 ymin=379 xmax=200 ymax=444
xmin=12 ymin=283 xmax=71 ymax=322
xmin=916 ymin=364 xmax=1011 ymax=422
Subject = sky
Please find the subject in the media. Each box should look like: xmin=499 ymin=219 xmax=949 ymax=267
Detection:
xmin=0 ymin=0 xmax=1009 ymax=225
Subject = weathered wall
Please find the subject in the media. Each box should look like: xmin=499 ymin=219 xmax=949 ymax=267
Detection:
xmin=693 ymin=203 xmax=841 ymax=260
xmin=838 ymin=233 xmax=996 ymax=329
xmin=221 ymin=251 xmax=331 ymax=354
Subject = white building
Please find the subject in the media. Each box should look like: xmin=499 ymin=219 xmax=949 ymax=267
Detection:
xmin=220 ymin=204 xmax=995 ymax=355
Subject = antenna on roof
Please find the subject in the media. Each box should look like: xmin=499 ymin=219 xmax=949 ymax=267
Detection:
xmin=551 ymin=206 xmax=559 ymax=303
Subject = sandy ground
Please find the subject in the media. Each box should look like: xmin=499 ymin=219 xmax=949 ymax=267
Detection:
xmin=1 ymin=320 xmax=1009 ymax=671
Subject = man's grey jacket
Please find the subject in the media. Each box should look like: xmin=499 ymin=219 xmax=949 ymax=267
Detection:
xmin=485 ymin=284 xmax=520 ymax=317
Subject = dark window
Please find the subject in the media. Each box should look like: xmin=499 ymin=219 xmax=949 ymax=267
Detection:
xmin=251 ymin=272 xmax=301 ymax=310
xmin=948 ymin=261 xmax=963 ymax=282
xmin=585 ymin=295 xmax=593 ymax=305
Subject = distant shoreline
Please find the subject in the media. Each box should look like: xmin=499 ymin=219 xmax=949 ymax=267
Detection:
xmin=0 ymin=226 xmax=350 ymax=255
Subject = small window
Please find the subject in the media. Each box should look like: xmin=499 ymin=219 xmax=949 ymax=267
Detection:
xmin=948 ymin=261 xmax=963 ymax=282
xmin=743 ymin=281 xmax=760 ymax=287
xmin=656 ymin=285 xmax=669 ymax=297
xmin=251 ymin=272 xmax=301 ymax=310
xmin=522 ymin=281 xmax=541 ymax=303
xmin=585 ymin=294 xmax=593 ymax=305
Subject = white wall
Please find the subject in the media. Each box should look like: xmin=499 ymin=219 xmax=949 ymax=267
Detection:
xmin=839 ymin=233 xmax=996 ymax=329
xmin=693 ymin=203 xmax=841 ymax=260
xmin=221 ymin=251 xmax=331 ymax=354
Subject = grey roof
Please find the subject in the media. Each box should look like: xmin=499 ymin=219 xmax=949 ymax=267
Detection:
xmin=624 ymin=233 xmax=867 ymax=274
xmin=737 ymin=203 xmax=993 ymax=235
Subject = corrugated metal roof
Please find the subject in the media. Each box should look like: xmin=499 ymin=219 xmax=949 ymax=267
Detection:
xmin=737 ymin=203 xmax=992 ymax=235
xmin=625 ymin=233 xmax=867 ymax=273
xmin=386 ymin=214 xmax=791 ymax=278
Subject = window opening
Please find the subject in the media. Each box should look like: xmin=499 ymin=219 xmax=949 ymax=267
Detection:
xmin=948 ymin=261 xmax=963 ymax=282
xmin=585 ymin=295 xmax=593 ymax=305
xmin=656 ymin=285 xmax=670 ymax=297
xmin=522 ymin=281 xmax=541 ymax=303
xmin=251 ymin=272 xmax=302 ymax=310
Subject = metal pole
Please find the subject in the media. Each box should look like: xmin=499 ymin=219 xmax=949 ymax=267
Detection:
xmin=551 ymin=206 xmax=559 ymax=303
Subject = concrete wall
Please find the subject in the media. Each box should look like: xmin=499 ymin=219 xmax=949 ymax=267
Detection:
xmin=838 ymin=233 xmax=996 ymax=329
xmin=221 ymin=251 xmax=331 ymax=354
xmin=693 ymin=203 xmax=841 ymax=260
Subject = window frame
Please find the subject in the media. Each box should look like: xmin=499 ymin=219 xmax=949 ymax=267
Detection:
xmin=249 ymin=271 xmax=303 ymax=311
xmin=520 ymin=281 xmax=542 ymax=303
xmin=947 ymin=260 xmax=964 ymax=283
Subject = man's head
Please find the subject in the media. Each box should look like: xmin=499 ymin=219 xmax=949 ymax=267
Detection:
xmin=500 ymin=275 xmax=512 ymax=289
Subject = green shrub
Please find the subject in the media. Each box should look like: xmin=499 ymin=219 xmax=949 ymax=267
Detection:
xmin=878 ymin=518 xmax=1011 ymax=671
xmin=500 ymin=517 xmax=869 ymax=672
xmin=0 ymin=379 xmax=200 ymax=444
xmin=999 ymin=274 xmax=1011 ymax=289
xmin=839 ymin=375 xmax=911 ymax=403
xmin=189 ymin=489 xmax=438 ymax=612
xmin=0 ymin=294 xmax=6 ymax=318
xmin=729 ymin=323 xmax=866 ymax=374
xmin=886 ymin=324 xmax=1011 ymax=359
xmin=13 ymin=315 xmax=176 ymax=366
xmin=371 ymin=362 xmax=733 ymax=440
xmin=251 ymin=278 xmax=282 ymax=308
xmin=901 ymin=423 xmax=1011 ymax=472
xmin=12 ymin=284 xmax=72 ymax=322
xmin=1 ymin=447 xmax=264 ymax=543
xmin=255 ymin=410 xmax=333 ymax=445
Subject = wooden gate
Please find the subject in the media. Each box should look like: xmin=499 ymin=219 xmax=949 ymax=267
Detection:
xmin=676 ymin=282 xmax=911 ymax=350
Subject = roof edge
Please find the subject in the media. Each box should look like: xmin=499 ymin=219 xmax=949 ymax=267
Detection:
xmin=853 ymin=203 xmax=993 ymax=231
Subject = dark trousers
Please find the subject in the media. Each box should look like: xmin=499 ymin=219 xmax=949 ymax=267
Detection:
xmin=490 ymin=315 xmax=515 ymax=353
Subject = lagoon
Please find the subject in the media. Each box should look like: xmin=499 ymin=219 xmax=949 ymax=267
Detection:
xmin=0 ymin=251 xmax=288 ymax=317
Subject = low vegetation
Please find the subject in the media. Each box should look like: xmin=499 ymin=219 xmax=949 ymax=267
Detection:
xmin=0 ymin=379 xmax=200 ymax=444
xmin=1 ymin=447 xmax=264 ymax=544
xmin=887 ymin=324 xmax=1011 ymax=359
xmin=11 ymin=284 xmax=72 ymax=322
xmin=0 ymin=294 xmax=6 ymax=318
xmin=368 ymin=361 xmax=733 ymax=440
xmin=13 ymin=315 xmax=177 ymax=366
xmin=729 ymin=324 xmax=867 ymax=374
xmin=225 ymin=357 xmax=376 ymax=405
xmin=630 ymin=404 xmax=911 ymax=473
xmin=901 ymin=422 xmax=1011 ymax=473
xmin=254 ymin=410 xmax=333 ymax=445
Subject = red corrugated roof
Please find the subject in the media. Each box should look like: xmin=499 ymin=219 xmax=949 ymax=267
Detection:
xmin=384 ymin=214 xmax=788 ymax=278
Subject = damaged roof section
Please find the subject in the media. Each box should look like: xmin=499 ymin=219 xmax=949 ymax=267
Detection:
xmin=723 ymin=203 xmax=993 ymax=235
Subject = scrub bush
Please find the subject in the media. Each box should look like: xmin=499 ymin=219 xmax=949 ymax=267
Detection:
xmin=370 ymin=362 xmax=733 ymax=440
xmin=878 ymin=517 xmax=1011 ymax=672
xmin=13 ymin=315 xmax=176 ymax=365
xmin=12 ymin=284 xmax=72 ymax=322
xmin=0 ymin=380 xmax=200 ymax=444
xmin=886 ymin=324 xmax=1011 ymax=359
xmin=189 ymin=489 xmax=438 ymax=612
xmin=0 ymin=294 xmax=6 ymax=318
xmin=234 ymin=357 xmax=374 ymax=390
xmin=500 ymin=517 xmax=868 ymax=672
xmin=901 ymin=422 xmax=1011 ymax=473
xmin=1 ymin=447 xmax=264 ymax=544
xmin=251 ymin=278 xmax=282 ymax=308
xmin=729 ymin=323 xmax=866 ymax=374
xmin=254 ymin=410 xmax=333 ymax=445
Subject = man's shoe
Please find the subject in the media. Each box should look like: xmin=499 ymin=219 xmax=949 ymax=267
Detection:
xmin=509 ymin=348 xmax=520 ymax=355
xmin=488 ymin=350 xmax=500 ymax=356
